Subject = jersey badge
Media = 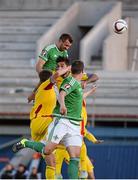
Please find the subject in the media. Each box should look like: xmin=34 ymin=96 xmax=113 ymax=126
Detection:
xmin=64 ymin=84 xmax=71 ymax=89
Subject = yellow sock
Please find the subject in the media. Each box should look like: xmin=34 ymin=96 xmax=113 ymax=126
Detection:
xmin=45 ymin=165 xmax=55 ymax=179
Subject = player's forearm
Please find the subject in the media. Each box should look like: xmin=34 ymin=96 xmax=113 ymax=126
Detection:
xmin=83 ymin=89 xmax=95 ymax=99
xmin=28 ymin=82 xmax=41 ymax=103
xmin=59 ymin=91 xmax=67 ymax=115
xmin=59 ymin=91 xmax=66 ymax=107
xmin=36 ymin=58 xmax=45 ymax=74
xmin=53 ymin=66 xmax=71 ymax=80
xmin=33 ymin=82 xmax=41 ymax=93
xmin=36 ymin=63 xmax=43 ymax=74
xmin=83 ymin=86 xmax=96 ymax=99
xmin=87 ymin=74 xmax=99 ymax=84
xmin=85 ymin=129 xmax=97 ymax=143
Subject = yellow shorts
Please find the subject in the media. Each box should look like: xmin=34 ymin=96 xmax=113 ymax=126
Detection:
xmin=30 ymin=116 xmax=53 ymax=142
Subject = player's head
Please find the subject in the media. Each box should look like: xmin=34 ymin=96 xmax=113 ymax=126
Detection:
xmin=71 ymin=60 xmax=84 ymax=79
xmin=56 ymin=56 xmax=70 ymax=78
xmin=71 ymin=60 xmax=84 ymax=74
xmin=39 ymin=70 xmax=52 ymax=83
xmin=56 ymin=56 xmax=70 ymax=68
xmin=58 ymin=33 xmax=73 ymax=51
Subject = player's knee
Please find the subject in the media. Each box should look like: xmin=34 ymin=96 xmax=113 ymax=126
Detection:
xmin=44 ymin=142 xmax=58 ymax=155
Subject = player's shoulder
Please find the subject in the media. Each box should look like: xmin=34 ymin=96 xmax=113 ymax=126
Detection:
xmin=63 ymin=76 xmax=78 ymax=86
xmin=39 ymin=78 xmax=52 ymax=90
xmin=45 ymin=44 xmax=56 ymax=52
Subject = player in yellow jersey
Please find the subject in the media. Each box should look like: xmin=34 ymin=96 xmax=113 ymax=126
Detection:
xmin=80 ymin=86 xmax=104 ymax=179
xmin=30 ymin=63 xmax=70 ymax=142
xmin=27 ymin=57 xmax=71 ymax=179
xmin=29 ymin=57 xmax=71 ymax=142
xmin=30 ymin=69 xmax=56 ymax=142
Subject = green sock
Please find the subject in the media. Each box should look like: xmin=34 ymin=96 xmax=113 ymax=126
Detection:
xmin=68 ymin=157 xmax=80 ymax=179
xmin=25 ymin=141 xmax=45 ymax=153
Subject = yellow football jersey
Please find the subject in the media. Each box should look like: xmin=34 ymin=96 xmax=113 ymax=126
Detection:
xmin=30 ymin=78 xmax=56 ymax=120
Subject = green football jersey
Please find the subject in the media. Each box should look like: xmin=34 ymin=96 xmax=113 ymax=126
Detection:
xmin=53 ymin=76 xmax=83 ymax=125
xmin=39 ymin=44 xmax=68 ymax=71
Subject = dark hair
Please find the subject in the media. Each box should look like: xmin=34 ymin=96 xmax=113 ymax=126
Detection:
xmin=71 ymin=60 xmax=84 ymax=74
xmin=59 ymin=33 xmax=73 ymax=43
xmin=39 ymin=70 xmax=52 ymax=82
xmin=56 ymin=56 xmax=70 ymax=66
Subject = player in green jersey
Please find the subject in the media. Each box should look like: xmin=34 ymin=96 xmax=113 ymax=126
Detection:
xmin=28 ymin=34 xmax=73 ymax=102
xmin=12 ymin=60 xmax=84 ymax=179
xmin=36 ymin=33 xmax=73 ymax=73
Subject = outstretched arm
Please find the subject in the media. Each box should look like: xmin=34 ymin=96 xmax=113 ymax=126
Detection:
xmin=85 ymin=129 xmax=104 ymax=144
xmin=28 ymin=66 xmax=70 ymax=103
xmin=83 ymin=85 xmax=97 ymax=99
xmin=28 ymin=81 xmax=41 ymax=103
xmin=81 ymin=73 xmax=99 ymax=89
xmin=87 ymin=73 xmax=99 ymax=84
xmin=52 ymin=66 xmax=71 ymax=81
xmin=36 ymin=58 xmax=45 ymax=74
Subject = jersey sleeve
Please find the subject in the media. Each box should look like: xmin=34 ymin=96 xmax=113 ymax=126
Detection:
xmin=81 ymin=72 xmax=94 ymax=81
xmin=39 ymin=47 xmax=49 ymax=62
xmin=60 ymin=78 xmax=76 ymax=95
xmin=84 ymin=129 xmax=97 ymax=143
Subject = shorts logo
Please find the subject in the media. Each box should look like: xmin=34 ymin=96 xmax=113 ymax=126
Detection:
xmin=64 ymin=84 xmax=71 ymax=89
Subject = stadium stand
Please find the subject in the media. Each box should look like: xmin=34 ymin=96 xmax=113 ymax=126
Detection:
xmin=0 ymin=1 xmax=67 ymax=119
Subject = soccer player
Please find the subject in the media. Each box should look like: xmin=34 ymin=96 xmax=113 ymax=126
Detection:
xmin=13 ymin=64 xmax=70 ymax=179
xmin=28 ymin=34 xmax=73 ymax=103
xmin=53 ymin=69 xmax=99 ymax=179
xmin=30 ymin=57 xmax=70 ymax=142
xmin=80 ymin=86 xmax=104 ymax=179
xmin=36 ymin=33 xmax=73 ymax=73
xmin=30 ymin=57 xmax=71 ymax=179
xmin=13 ymin=60 xmax=84 ymax=179
xmin=54 ymin=86 xmax=103 ymax=179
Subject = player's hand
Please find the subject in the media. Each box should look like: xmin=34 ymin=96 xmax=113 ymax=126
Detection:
xmin=91 ymin=84 xmax=97 ymax=93
xmin=94 ymin=139 xmax=104 ymax=144
xmin=60 ymin=105 xmax=67 ymax=115
xmin=27 ymin=92 xmax=35 ymax=103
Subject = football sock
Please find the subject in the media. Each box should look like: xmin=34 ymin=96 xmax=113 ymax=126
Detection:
xmin=46 ymin=165 xmax=55 ymax=179
xmin=24 ymin=140 xmax=45 ymax=153
xmin=68 ymin=157 xmax=80 ymax=179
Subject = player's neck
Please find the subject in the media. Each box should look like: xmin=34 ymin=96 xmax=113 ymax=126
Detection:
xmin=56 ymin=42 xmax=62 ymax=51
xmin=72 ymin=74 xmax=82 ymax=81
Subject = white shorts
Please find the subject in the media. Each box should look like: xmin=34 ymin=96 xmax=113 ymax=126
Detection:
xmin=46 ymin=117 xmax=83 ymax=147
